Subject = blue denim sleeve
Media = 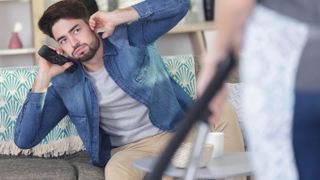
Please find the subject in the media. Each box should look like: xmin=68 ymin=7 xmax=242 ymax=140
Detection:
xmin=128 ymin=0 xmax=190 ymax=46
xmin=14 ymin=86 xmax=68 ymax=149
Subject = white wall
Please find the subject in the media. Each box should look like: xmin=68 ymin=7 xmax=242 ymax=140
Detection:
xmin=156 ymin=30 xmax=215 ymax=56
xmin=156 ymin=34 xmax=193 ymax=56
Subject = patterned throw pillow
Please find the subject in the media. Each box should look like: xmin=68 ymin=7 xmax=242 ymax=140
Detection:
xmin=0 ymin=55 xmax=196 ymax=157
xmin=162 ymin=55 xmax=196 ymax=99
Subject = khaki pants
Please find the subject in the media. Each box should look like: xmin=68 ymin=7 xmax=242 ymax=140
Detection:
xmin=213 ymin=100 xmax=245 ymax=153
xmin=105 ymin=132 xmax=173 ymax=180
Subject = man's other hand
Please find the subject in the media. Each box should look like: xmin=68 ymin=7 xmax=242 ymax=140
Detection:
xmin=197 ymin=52 xmax=228 ymax=125
xmin=89 ymin=11 xmax=118 ymax=39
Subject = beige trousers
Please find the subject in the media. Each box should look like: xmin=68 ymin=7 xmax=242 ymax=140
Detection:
xmin=104 ymin=100 xmax=245 ymax=180
xmin=105 ymin=132 xmax=173 ymax=180
xmin=213 ymin=100 xmax=245 ymax=153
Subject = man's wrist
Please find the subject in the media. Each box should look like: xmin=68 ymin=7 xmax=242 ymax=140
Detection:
xmin=31 ymin=72 xmax=51 ymax=93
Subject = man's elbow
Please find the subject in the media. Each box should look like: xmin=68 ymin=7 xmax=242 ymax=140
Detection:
xmin=176 ymin=0 xmax=190 ymax=19
xmin=14 ymin=135 xmax=35 ymax=149
xmin=183 ymin=0 xmax=191 ymax=9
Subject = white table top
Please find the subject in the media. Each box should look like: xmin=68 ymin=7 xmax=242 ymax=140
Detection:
xmin=134 ymin=152 xmax=253 ymax=179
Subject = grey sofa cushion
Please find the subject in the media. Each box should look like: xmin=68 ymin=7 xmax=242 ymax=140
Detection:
xmin=0 ymin=151 xmax=104 ymax=180
xmin=0 ymin=158 xmax=76 ymax=180
xmin=66 ymin=151 xmax=104 ymax=180
xmin=70 ymin=162 xmax=104 ymax=180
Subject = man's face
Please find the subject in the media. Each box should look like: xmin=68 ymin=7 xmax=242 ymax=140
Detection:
xmin=52 ymin=18 xmax=99 ymax=62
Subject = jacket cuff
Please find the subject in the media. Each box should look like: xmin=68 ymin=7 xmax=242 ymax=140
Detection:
xmin=132 ymin=1 xmax=152 ymax=19
xmin=27 ymin=91 xmax=46 ymax=103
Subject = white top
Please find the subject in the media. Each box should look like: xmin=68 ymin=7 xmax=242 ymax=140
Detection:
xmin=87 ymin=66 xmax=162 ymax=146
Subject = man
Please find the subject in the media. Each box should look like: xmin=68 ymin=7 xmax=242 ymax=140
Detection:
xmin=14 ymin=0 xmax=191 ymax=179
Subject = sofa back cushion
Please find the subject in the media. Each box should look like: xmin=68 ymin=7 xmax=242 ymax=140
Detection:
xmin=162 ymin=55 xmax=196 ymax=99
xmin=0 ymin=55 xmax=196 ymax=157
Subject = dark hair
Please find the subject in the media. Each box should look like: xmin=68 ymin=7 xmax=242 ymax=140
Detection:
xmin=38 ymin=0 xmax=90 ymax=38
xmin=79 ymin=0 xmax=98 ymax=16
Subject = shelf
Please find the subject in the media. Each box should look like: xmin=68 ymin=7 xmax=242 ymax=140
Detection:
xmin=0 ymin=48 xmax=35 ymax=56
xmin=168 ymin=21 xmax=215 ymax=34
xmin=0 ymin=0 xmax=29 ymax=2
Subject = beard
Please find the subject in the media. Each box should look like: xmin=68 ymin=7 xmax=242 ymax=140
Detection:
xmin=73 ymin=35 xmax=100 ymax=63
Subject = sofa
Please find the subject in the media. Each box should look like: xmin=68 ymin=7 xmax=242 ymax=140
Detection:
xmin=0 ymin=55 xmax=243 ymax=180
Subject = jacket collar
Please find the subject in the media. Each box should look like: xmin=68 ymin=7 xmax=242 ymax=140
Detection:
xmin=101 ymin=36 xmax=118 ymax=56
xmin=95 ymin=32 xmax=118 ymax=57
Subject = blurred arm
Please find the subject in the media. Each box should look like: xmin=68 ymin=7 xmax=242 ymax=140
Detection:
xmin=213 ymin=0 xmax=256 ymax=59
xmin=197 ymin=0 xmax=255 ymax=125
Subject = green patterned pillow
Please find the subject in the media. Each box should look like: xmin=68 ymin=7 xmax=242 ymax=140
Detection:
xmin=162 ymin=55 xmax=196 ymax=99
xmin=0 ymin=55 xmax=196 ymax=157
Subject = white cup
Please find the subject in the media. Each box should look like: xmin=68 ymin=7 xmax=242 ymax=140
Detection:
xmin=206 ymin=132 xmax=224 ymax=158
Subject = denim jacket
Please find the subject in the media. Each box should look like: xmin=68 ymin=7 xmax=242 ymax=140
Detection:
xmin=14 ymin=0 xmax=191 ymax=166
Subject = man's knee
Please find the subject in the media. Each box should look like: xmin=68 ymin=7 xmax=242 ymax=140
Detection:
xmin=104 ymin=152 xmax=145 ymax=180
